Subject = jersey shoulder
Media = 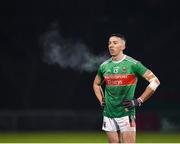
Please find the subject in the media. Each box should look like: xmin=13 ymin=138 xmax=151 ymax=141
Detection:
xmin=125 ymin=55 xmax=139 ymax=64
xmin=100 ymin=58 xmax=112 ymax=67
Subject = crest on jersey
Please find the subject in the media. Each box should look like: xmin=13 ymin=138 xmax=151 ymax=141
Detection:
xmin=113 ymin=67 xmax=119 ymax=73
xmin=122 ymin=66 xmax=127 ymax=73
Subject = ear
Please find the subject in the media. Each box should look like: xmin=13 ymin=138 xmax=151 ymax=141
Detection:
xmin=121 ymin=45 xmax=126 ymax=50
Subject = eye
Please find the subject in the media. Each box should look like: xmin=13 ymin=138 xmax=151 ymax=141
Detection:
xmin=113 ymin=41 xmax=118 ymax=44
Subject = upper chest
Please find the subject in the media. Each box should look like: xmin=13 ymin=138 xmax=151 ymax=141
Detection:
xmin=102 ymin=62 xmax=134 ymax=76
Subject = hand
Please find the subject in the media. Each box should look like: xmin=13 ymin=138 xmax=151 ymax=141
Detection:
xmin=100 ymin=98 xmax=105 ymax=107
xmin=122 ymin=98 xmax=142 ymax=109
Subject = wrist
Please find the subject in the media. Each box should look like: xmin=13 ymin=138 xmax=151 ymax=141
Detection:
xmin=138 ymin=97 xmax=143 ymax=103
xmin=100 ymin=98 xmax=105 ymax=106
xmin=136 ymin=98 xmax=143 ymax=106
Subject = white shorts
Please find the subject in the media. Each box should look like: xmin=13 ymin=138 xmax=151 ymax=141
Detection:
xmin=102 ymin=115 xmax=136 ymax=132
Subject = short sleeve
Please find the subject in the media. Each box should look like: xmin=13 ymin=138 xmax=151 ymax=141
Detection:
xmin=133 ymin=62 xmax=148 ymax=76
xmin=97 ymin=65 xmax=103 ymax=81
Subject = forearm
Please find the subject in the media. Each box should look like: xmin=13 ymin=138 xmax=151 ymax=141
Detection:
xmin=93 ymin=84 xmax=104 ymax=103
xmin=139 ymin=70 xmax=160 ymax=103
xmin=93 ymin=75 xmax=105 ymax=106
xmin=138 ymin=86 xmax=155 ymax=103
xmin=123 ymin=71 xmax=160 ymax=108
xmin=123 ymin=86 xmax=157 ymax=109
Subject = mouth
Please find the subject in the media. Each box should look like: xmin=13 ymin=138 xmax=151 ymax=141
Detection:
xmin=109 ymin=49 xmax=114 ymax=53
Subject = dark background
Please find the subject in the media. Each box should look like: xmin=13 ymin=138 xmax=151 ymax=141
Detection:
xmin=0 ymin=0 xmax=180 ymax=112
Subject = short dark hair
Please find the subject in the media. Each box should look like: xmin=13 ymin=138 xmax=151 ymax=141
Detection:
xmin=109 ymin=33 xmax=126 ymax=42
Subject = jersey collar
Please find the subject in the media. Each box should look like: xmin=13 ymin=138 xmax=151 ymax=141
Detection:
xmin=112 ymin=55 xmax=126 ymax=63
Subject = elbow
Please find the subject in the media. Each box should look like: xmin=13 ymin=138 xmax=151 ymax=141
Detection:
xmin=148 ymin=77 xmax=160 ymax=91
xmin=93 ymin=83 xmax=96 ymax=91
xmin=93 ymin=81 xmax=98 ymax=91
xmin=157 ymin=78 xmax=160 ymax=86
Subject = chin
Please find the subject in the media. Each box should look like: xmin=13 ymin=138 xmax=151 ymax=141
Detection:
xmin=110 ymin=53 xmax=116 ymax=57
xmin=110 ymin=52 xmax=114 ymax=56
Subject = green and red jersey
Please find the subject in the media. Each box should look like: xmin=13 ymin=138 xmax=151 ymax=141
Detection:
xmin=97 ymin=55 xmax=148 ymax=118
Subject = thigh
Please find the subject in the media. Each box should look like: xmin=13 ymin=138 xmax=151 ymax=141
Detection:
xmin=102 ymin=116 xmax=121 ymax=143
xmin=116 ymin=115 xmax=136 ymax=143
xmin=106 ymin=131 xmax=120 ymax=143
xmin=122 ymin=131 xmax=136 ymax=143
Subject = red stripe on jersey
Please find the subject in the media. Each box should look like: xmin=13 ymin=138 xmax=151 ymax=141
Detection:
xmin=104 ymin=74 xmax=137 ymax=86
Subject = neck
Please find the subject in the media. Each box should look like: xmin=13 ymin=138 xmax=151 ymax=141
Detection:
xmin=112 ymin=52 xmax=125 ymax=61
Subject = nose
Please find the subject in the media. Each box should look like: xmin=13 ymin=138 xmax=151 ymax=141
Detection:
xmin=109 ymin=44 xmax=114 ymax=49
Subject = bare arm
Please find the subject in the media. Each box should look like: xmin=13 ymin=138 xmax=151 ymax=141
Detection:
xmin=123 ymin=70 xmax=160 ymax=108
xmin=93 ymin=75 xmax=104 ymax=106
xmin=138 ymin=70 xmax=160 ymax=103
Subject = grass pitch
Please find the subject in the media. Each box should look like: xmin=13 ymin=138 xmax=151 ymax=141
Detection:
xmin=0 ymin=131 xmax=180 ymax=143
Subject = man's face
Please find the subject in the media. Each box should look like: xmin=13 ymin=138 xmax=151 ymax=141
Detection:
xmin=108 ymin=36 xmax=125 ymax=56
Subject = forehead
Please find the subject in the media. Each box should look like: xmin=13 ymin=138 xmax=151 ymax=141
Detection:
xmin=109 ymin=36 xmax=121 ymax=42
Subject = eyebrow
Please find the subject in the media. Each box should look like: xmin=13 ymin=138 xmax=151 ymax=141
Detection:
xmin=108 ymin=40 xmax=119 ymax=43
